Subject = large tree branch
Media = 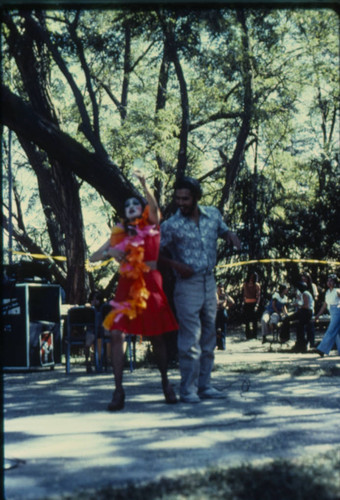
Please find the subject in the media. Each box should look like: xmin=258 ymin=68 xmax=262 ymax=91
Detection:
xmin=154 ymin=39 xmax=172 ymax=204
xmin=131 ymin=39 xmax=157 ymax=72
xmin=121 ymin=23 xmax=131 ymax=122
xmin=171 ymin=49 xmax=189 ymax=178
xmin=3 ymin=12 xmax=57 ymax=122
xmin=219 ymin=10 xmax=253 ymax=208
xmin=68 ymin=12 xmax=101 ymax=143
xmin=189 ymin=111 xmax=243 ymax=132
xmin=1 ymin=84 xmax=140 ymax=216
xmin=12 ymin=182 xmax=25 ymax=233
xmin=95 ymin=77 xmax=124 ymax=115
xmin=328 ymin=104 xmax=337 ymax=146
xmin=22 ymin=12 xmax=106 ymax=156
xmin=158 ymin=13 xmax=189 ymax=178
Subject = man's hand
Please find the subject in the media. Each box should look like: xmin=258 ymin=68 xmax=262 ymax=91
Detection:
xmin=174 ymin=262 xmax=195 ymax=279
xmin=159 ymin=255 xmax=194 ymax=279
xmin=224 ymin=231 xmax=241 ymax=250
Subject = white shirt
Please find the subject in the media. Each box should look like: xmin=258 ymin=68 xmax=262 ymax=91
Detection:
xmin=325 ymin=288 xmax=340 ymax=308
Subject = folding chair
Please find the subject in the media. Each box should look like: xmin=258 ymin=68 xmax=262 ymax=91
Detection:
xmin=65 ymin=306 xmax=98 ymax=373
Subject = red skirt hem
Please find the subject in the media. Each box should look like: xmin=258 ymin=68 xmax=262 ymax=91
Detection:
xmin=103 ymin=270 xmax=178 ymax=336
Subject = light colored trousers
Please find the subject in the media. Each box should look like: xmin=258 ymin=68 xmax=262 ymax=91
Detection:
xmin=318 ymin=305 xmax=340 ymax=355
xmin=261 ymin=312 xmax=280 ymax=337
xmin=173 ymin=273 xmax=217 ymax=398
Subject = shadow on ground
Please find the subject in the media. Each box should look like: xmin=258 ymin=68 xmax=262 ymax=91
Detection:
xmin=4 ymin=331 xmax=340 ymax=500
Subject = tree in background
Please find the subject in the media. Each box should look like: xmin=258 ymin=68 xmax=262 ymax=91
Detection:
xmin=1 ymin=8 xmax=339 ymax=302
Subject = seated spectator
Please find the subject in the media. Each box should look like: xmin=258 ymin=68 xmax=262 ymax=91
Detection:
xmin=281 ymin=282 xmax=314 ymax=352
xmin=261 ymin=284 xmax=288 ymax=343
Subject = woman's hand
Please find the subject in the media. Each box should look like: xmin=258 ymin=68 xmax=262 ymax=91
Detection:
xmin=133 ymin=168 xmax=146 ymax=187
xmin=133 ymin=164 xmax=161 ymax=225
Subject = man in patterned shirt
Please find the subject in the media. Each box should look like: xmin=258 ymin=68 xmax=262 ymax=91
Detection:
xmin=160 ymin=177 xmax=240 ymax=403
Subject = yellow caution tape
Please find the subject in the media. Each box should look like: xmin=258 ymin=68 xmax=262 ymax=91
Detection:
xmin=11 ymin=250 xmax=67 ymax=261
xmin=217 ymin=258 xmax=340 ymax=269
xmin=9 ymin=250 xmax=340 ymax=271
xmin=10 ymin=249 xmax=117 ymax=271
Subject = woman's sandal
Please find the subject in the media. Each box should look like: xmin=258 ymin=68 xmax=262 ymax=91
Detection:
xmin=162 ymin=381 xmax=178 ymax=404
xmin=107 ymin=388 xmax=125 ymax=411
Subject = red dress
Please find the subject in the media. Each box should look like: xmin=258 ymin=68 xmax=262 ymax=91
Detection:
xmin=103 ymin=228 xmax=178 ymax=336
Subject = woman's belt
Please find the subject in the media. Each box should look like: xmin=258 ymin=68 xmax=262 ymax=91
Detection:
xmin=145 ymin=260 xmax=157 ymax=270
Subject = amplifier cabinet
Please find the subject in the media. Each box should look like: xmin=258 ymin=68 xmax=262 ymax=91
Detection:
xmin=2 ymin=283 xmax=61 ymax=369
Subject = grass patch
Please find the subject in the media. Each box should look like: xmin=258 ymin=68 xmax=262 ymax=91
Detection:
xmin=215 ymin=362 xmax=269 ymax=375
xmin=323 ymin=365 xmax=340 ymax=377
xmin=215 ymin=361 xmax=340 ymax=379
xmin=290 ymin=364 xmax=340 ymax=378
xmin=49 ymin=448 xmax=340 ymax=500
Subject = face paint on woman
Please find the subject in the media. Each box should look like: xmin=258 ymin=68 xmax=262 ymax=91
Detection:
xmin=124 ymin=197 xmax=143 ymax=221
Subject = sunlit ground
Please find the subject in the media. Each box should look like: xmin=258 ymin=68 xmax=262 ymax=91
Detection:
xmin=4 ymin=329 xmax=340 ymax=500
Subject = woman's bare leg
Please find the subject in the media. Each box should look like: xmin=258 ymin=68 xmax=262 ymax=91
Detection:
xmin=110 ymin=330 xmax=125 ymax=389
xmin=107 ymin=330 xmax=125 ymax=411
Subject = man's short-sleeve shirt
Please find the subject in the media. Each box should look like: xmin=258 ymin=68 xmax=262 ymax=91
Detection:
xmin=160 ymin=205 xmax=229 ymax=274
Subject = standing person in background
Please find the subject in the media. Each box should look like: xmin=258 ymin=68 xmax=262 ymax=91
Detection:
xmin=301 ymin=270 xmax=319 ymax=303
xmin=314 ymin=274 xmax=340 ymax=357
xmin=160 ymin=177 xmax=241 ymax=403
xmin=301 ymin=270 xmax=318 ymax=347
xmin=90 ymin=170 xmax=178 ymax=411
xmin=242 ymin=271 xmax=261 ymax=340
xmin=216 ymin=283 xmax=235 ymax=350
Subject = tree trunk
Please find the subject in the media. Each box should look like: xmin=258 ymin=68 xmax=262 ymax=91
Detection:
xmin=219 ymin=10 xmax=253 ymax=208
xmin=154 ymin=39 xmax=171 ymax=205
xmin=159 ymin=14 xmax=189 ymax=180
xmin=3 ymin=12 xmax=92 ymax=303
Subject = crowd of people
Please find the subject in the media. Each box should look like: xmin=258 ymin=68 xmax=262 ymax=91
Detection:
xmin=246 ymin=272 xmax=339 ymax=355
xmin=87 ymin=171 xmax=339 ymax=412
xmin=213 ymin=272 xmax=339 ymax=357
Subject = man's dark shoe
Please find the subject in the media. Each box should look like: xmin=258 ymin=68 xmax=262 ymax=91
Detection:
xmin=291 ymin=343 xmax=307 ymax=353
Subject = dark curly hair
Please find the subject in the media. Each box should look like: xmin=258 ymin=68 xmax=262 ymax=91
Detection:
xmin=174 ymin=176 xmax=202 ymax=200
xmin=328 ymin=274 xmax=339 ymax=286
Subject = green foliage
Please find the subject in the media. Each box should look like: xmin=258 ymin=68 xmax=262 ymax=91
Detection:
xmin=2 ymin=7 xmax=339 ymax=294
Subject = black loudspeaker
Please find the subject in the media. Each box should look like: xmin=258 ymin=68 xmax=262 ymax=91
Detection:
xmin=2 ymin=284 xmax=61 ymax=369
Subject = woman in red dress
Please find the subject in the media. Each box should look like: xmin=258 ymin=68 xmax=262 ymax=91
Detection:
xmin=90 ymin=170 xmax=178 ymax=411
